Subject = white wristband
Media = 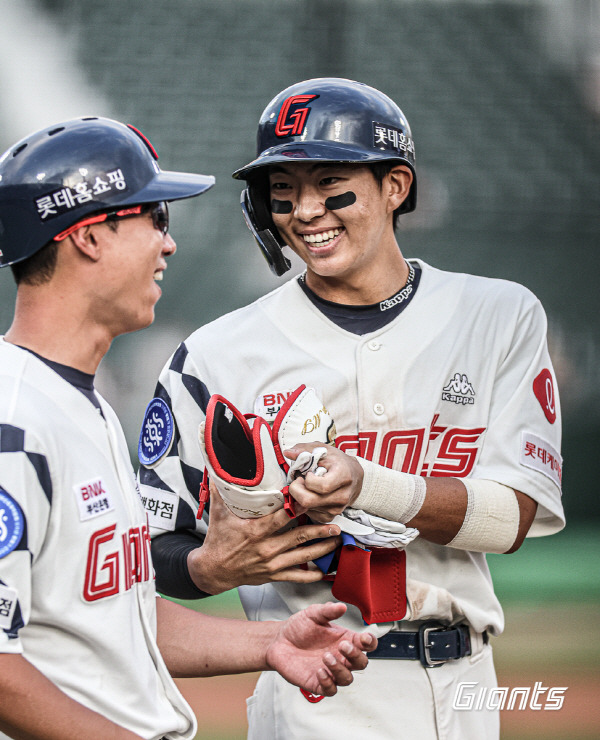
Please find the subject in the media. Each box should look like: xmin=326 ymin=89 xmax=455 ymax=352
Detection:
xmin=447 ymin=479 xmax=520 ymax=553
xmin=352 ymin=457 xmax=426 ymax=523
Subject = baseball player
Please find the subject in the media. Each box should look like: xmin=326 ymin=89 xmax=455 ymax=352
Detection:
xmin=139 ymin=79 xmax=565 ymax=739
xmin=0 ymin=116 xmax=377 ymax=740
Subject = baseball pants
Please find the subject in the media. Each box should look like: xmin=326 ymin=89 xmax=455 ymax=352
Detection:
xmin=246 ymin=634 xmax=498 ymax=740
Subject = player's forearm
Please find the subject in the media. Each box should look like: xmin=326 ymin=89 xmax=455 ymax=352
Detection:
xmin=156 ymin=597 xmax=276 ymax=677
xmin=395 ymin=476 xmax=468 ymax=544
xmin=410 ymin=478 xmax=537 ymax=553
xmin=351 ymin=457 xmax=467 ymax=543
xmin=151 ymin=531 xmax=212 ymax=599
xmin=186 ymin=543 xmax=230 ymax=594
xmin=0 ymin=654 xmax=141 ymax=740
xmin=353 ymin=458 xmax=536 ymax=552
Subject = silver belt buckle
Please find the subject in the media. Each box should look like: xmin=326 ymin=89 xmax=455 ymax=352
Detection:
xmin=418 ymin=624 xmax=446 ymax=668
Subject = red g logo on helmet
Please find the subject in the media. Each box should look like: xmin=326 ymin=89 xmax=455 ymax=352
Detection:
xmin=533 ymin=369 xmax=557 ymax=424
xmin=275 ymin=95 xmax=319 ymax=137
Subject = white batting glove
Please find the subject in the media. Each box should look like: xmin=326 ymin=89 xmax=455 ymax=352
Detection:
xmin=339 ymin=509 xmax=420 ymax=549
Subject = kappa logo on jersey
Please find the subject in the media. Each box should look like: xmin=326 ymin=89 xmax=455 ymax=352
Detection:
xmin=74 ymin=476 xmax=115 ymax=521
xmin=533 ymin=369 xmax=557 ymax=424
xmin=442 ymin=373 xmax=475 ymax=405
xmin=0 ymin=488 xmax=25 ymax=559
xmin=83 ymin=522 xmax=153 ymax=601
xmin=138 ymin=397 xmax=174 ymax=467
xmin=274 ymin=94 xmax=319 ymax=137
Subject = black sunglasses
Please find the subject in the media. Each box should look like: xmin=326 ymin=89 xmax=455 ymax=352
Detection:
xmin=53 ymin=201 xmax=169 ymax=241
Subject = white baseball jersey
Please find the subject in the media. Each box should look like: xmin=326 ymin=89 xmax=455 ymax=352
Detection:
xmin=139 ymin=260 xmax=565 ymax=737
xmin=0 ymin=340 xmax=196 ymax=740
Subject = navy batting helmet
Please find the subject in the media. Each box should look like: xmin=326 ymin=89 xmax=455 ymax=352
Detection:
xmin=0 ymin=116 xmax=215 ymax=267
xmin=232 ymin=78 xmax=417 ymax=276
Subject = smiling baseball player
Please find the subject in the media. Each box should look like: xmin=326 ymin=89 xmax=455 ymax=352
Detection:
xmin=139 ymin=78 xmax=566 ymax=739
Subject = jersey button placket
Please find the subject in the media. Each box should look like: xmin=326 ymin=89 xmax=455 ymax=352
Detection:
xmin=364 ymin=338 xmax=386 ymax=419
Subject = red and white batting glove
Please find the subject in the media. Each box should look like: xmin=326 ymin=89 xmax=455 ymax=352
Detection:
xmin=197 ymin=385 xmax=335 ymax=519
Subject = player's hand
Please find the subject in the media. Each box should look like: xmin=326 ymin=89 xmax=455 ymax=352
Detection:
xmin=286 ymin=443 xmax=364 ymax=523
xmin=187 ymin=487 xmax=342 ymax=594
xmin=265 ymin=602 xmax=377 ymax=696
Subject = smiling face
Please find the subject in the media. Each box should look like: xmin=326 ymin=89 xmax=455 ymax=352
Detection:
xmin=268 ymin=162 xmax=412 ymax=303
xmin=92 ymin=208 xmax=177 ymax=337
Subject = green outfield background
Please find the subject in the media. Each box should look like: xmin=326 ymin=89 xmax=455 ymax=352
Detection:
xmin=168 ymin=524 xmax=600 ymax=740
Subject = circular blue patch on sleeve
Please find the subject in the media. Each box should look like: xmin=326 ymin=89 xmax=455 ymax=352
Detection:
xmin=0 ymin=489 xmax=25 ymax=558
xmin=138 ymin=397 xmax=175 ymax=467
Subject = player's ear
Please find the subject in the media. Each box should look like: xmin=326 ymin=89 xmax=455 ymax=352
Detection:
xmin=64 ymin=225 xmax=102 ymax=262
xmin=386 ymin=165 xmax=413 ymax=213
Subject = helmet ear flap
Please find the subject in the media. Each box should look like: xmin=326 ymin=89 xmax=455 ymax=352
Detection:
xmin=240 ymin=181 xmax=291 ymax=277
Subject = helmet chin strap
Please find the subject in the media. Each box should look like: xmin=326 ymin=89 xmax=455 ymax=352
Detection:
xmin=240 ymin=188 xmax=291 ymax=277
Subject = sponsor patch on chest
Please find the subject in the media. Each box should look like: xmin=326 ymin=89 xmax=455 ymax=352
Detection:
xmin=254 ymin=389 xmax=295 ymax=421
xmin=73 ymin=477 xmax=115 ymax=521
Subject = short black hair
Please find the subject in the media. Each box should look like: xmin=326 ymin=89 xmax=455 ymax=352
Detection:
xmin=369 ymin=161 xmax=403 ymax=230
xmin=10 ymin=240 xmax=59 ymax=285
xmin=10 ymin=217 xmax=120 ymax=285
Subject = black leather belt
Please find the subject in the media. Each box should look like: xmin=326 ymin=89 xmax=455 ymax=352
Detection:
xmin=369 ymin=624 xmax=481 ymax=667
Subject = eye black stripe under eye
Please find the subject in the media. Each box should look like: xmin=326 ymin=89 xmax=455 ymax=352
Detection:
xmin=271 ymin=199 xmax=293 ymax=214
xmin=325 ymin=191 xmax=356 ymax=210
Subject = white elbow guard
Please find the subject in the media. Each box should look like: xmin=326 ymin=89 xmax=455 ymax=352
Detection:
xmin=448 ymin=479 xmax=520 ymax=554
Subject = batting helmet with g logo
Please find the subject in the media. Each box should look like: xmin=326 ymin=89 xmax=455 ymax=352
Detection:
xmin=0 ymin=116 xmax=215 ymax=267
xmin=232 ymin=78 xmax=417 ymax=275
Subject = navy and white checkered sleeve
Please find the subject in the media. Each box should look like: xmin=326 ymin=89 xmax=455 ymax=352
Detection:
xmin=0 ymin=424 xmax=52 ymax=651
xmin=137 ymin=342 xmax=212 ymax=540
